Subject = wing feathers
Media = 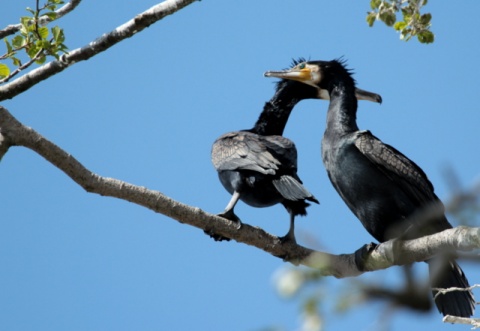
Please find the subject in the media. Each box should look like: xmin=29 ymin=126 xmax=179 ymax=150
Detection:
xmin=354 ymin=130 xmax=436 ymax=203
xmin=212 ymin=131 xmax=297 ymax=175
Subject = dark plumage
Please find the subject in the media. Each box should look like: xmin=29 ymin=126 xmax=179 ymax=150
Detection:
xmin=212 ymin=59 xmax=382 ymax=242
xmin=264 ymin=59 xmax=475 ymax=316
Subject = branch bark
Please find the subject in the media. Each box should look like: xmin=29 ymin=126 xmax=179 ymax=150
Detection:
xmin=443 ymin=315 xmax=480 ymax=328
xmin=0 ymin=0 xmax=198 ymax=101
xmin=1 ymin=105 xmax=479 ymax=279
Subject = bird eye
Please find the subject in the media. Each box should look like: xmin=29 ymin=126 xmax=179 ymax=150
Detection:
xmin=298 ymin=63 xmax=306 ymax=69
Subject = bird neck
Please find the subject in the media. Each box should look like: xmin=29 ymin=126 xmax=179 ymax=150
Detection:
xmin=325 ymin=78 xmax=359 ymax=134
xmin=251 ymin=82 xmax=302 ymax=136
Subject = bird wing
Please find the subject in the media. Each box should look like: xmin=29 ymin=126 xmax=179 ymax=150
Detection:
xmin=354 ymin=130 xmax=437 ymax=205
xmin=211 ymin=132 xmax=296 ymax=175
xmin=260 ymin=134 xmax=298 ymax=171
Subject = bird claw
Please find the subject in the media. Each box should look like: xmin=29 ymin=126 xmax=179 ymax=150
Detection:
xmin=218 ymin=210 xmax=241 ymax=223
xmin=205 ymin=211 xmax=242 ymax=242
xmin=204 ymin=229 xmax=231 ymax=242
xmin=278 ymin=232 xmax=297 ymax=245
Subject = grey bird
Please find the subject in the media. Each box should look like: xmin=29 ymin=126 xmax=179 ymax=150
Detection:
xmin=211 ymin=59 xmax=382 ymax=242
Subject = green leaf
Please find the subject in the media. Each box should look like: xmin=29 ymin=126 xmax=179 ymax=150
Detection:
xmin=12 ymin=35 xmax=25 ymax=48
xmin=393 ymin=21 xmax=407 ymax=31
xmin=26 ymin=44 xmax=40 ymax=58
xmin=0 ymin=63 xmax=10 ymax=78
xmin=366 ymin=13 xmax=376 ymax=27
xmin=20 ymin=16 xmax=34 ymax=28
xmin=38 ymin=26 xmax=49 ymax=39
xmin=417 ymin=30 xmax=434 ymax=44
xmin=35 ymin=55 xmax=46 ymax=64
xmin=58 ymin=44 xmax=68 ymax=53
xmin=26 ymin=7 xmax=35 ymax=15
xmin=52 ymin=26 xmax=60 ymax=40
xmin=12 ymin=57 xmax=21 ymax=66
xmin=379 ymin=11 xmax=396 ymax=27
xmin=4 ymin=38 xmax=13 ymax=54
xmin=44 ymin=12 xmax=58 ymax=20
xmin=20 ymin=17 xmax=31 ymax=35
xmin=420 ymin=13 xmax=432 ymax=25
xmin=20 ymin=16 xmax=30 ymax=25
xmin=370 ymin=0 xmax=381 ymax=10
xmin=36 ymin=39 xmax=51 ymax=49
xmin=400 ymin=27 xmax=412 ymax=40
xmin=401 ymin=7 xmax=412 ymax=16
xmin=52 ymin=26 xmax=65 ymax=44
xmin=381 ymin=1 xmax=391 ymax=9
xmin=403 ymin=13 xmax=412 ymax=24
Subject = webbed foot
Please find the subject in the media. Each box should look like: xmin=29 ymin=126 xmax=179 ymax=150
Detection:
xmin=278 ymin=232 xmax=297 ymax=245
xmin=217 ymin=210 xmax=242 ymax=230
xmin=204 ymin=229 xmax=231 ymax=242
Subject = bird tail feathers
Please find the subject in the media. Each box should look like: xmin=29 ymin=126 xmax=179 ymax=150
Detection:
xmin=429 ymin=258 xmax=475 ymax=317
xmin=272 ymin=175 xmax=319 ymax=204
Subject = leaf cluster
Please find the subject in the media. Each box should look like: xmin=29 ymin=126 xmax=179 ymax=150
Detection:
xmin=0 ymin=0 xmax=68 ymax=81
xmin=366 ymin=0 xmax=434 ymax=44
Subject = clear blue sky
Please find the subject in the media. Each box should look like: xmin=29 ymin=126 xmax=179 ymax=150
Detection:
xmin=1 ymin=1 xmax=479 ymax=330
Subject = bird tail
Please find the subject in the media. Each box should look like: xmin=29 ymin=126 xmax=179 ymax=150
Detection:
xmin=272 ymin=175 xmax=319 ymax=204
xmin=428 ymin=259 xmax=475 ymax=317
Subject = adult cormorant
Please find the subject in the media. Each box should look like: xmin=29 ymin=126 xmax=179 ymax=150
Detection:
xmin=212 ymin=60 xmax=382 ymax=242
xmin=264 ymin=59 xmax=475 ymax=316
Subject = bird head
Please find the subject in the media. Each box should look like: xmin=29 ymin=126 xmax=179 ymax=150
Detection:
xmin=265 ymin=59 xmax=382 ymax=104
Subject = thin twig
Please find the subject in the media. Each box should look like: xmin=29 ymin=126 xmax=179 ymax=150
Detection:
xmin=433 ymin=284 xmax=480 ymax=300
xmin=0 ymin=48 xmax=44 ymax=84
xmin=0 ymin=0 xmax=82 ymax=39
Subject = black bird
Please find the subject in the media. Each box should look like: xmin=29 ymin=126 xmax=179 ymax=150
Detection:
xmin=212 ymin=60 xmax=382 ymax=242
xmin=264 ymin=59 xmax=475 ymax=316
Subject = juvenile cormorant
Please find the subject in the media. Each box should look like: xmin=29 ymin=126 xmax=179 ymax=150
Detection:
xmin=264 ymin=59 xmax=475 ymax=316
xmin=212 ymin=60 xmax=382 ymax=242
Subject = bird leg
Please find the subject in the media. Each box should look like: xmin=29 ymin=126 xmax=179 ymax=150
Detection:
xmin=206 ymin=191 xmax=243 ymax=241
xmin=278 ymin=212 xmax=297 ymax=244
xmin=217 ymin=191 xmax=242 ymax=229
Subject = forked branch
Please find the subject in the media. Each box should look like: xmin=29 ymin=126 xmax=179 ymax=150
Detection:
xmin=0 ymin=0 xmax=198 ymax=101
xmin=0 ymin=0 xmax=83 ymax=40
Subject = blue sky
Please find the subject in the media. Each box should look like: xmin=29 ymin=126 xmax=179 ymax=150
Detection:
xmin=1 ymin=1 xmax=479 ymax=330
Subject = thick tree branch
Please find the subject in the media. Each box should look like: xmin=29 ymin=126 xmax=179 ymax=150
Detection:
xmin=0 ymin=0 xmax=198 ymax=101
xmin=1 ymin=105 xmax=480 ymax=279
xmin=0 ymin=0 xmax=82 ymax=40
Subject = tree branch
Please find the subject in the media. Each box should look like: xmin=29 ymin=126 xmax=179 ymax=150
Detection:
xmin=1 ymin=105 xmax=480 ymax=279
xmin=434 ymin=284 xmax=480 ymax=298
xmin=0 ymin=0 xmax=82 ymax=40
xmin=443 ymin=315 xmax=480 ymax=328
xmin=0 ymin=0 xmax=198 ymax=101
xmin=0 ymin=47 xmax=45 ymax=84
